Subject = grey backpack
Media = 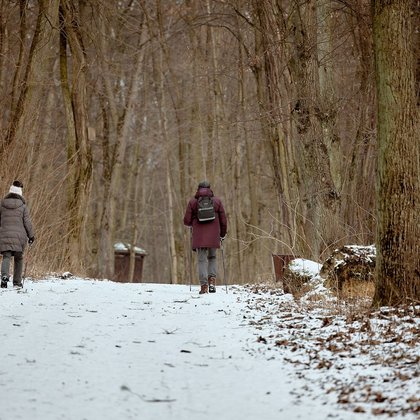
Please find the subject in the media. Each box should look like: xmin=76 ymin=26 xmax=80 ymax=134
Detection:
xmin=197 ymin=196 xmax=215 ymax=222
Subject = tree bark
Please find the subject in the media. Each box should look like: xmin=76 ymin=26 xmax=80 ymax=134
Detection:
xmin=60 ymin=0 xmax=93 ymax=272
xmin=372 ymin=0 xmax=420 ymax=306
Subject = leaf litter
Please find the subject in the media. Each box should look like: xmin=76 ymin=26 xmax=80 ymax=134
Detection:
xmin=240 ymin=283 xmax=419 ymax=418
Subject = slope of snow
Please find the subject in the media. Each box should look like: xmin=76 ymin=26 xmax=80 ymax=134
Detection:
xmin=288 ymin=258 xmax=322 ymax=277
xmin=0 ymin=278 xmax=418 ymax=419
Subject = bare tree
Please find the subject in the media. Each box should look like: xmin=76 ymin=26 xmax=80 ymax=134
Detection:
xmin=3 ymin=0 xmax=59 ymax=169
xmin=59 ymin=0 xmax=93 ymax=271
xmin=372 ymin=0 xmax=420 ymax=305
xmin=1 ymin=0 xmax=414 ymax=289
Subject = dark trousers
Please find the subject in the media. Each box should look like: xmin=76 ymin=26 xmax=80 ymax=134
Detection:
xmin=1 ymin=251 xmax=24 ymax=284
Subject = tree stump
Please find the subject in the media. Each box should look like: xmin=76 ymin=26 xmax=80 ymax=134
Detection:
xmin=320 ymin=245 xmax=376 ymax=297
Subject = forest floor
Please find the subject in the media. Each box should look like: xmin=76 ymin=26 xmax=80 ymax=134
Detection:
xmin=0 ymin=277 xmax=418 ymax=420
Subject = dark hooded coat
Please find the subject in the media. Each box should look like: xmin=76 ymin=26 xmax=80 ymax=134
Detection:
xmin=0 ymin=193 xmax=34 ymax=253
xmin=183 ymin=187 xmax=227 ymax=249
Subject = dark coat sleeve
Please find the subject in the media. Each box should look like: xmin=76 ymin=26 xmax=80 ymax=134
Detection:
xmin=23 ymin=205 xmax=34 ymax=239
xmin=183 ymin=199 xmax=194 ymax=227
xmin=218 ymin=201 xmax=227 ymax=238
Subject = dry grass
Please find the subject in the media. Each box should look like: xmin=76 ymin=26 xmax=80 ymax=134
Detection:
xmin=338 ymin=279 xmax=375 ymax=300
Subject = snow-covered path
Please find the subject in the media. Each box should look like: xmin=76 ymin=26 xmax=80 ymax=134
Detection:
xmin=0 ymin=279 xmax=376 ymax=419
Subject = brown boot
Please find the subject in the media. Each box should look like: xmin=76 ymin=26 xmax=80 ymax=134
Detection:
xmin=208 ymin=277 xmax=216 ymax=293
xmin=199 ymin=284 xmax=208 ymax=294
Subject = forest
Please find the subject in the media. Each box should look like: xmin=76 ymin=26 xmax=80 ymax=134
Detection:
xmin=0 ymin=0 xmax=418 ymax=305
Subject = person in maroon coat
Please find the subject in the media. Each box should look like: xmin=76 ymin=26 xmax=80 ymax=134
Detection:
xmin=183 ymin=181 xmax=227 ymax=294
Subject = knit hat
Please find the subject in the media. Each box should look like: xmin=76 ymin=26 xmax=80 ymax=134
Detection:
xmin=9 ymin=180 xmax=23 ymax=196
xmin=198 ymin=180 xmax=210 ymax=189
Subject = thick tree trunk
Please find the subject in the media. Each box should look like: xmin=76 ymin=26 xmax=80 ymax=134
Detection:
xmin=60 ymin=0 xmax=93 ymax=272
xmin=288 ymin=2 xmax=341 ymax=259
xmin=372 ymin=0 xmax=420 ymax=306
xmin=252 ymin=5 xmax=299 ymax=254
xmin=253 ymin=1 xmax=341 ymax=259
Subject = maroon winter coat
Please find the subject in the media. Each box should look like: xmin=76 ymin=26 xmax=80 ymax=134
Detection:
xmin=183 ymin=187 xmax=227 ymax=249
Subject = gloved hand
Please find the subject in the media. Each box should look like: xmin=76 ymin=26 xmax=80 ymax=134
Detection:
xmin=220 ymin=235 xmax=226 ymax=242
xmin=28 ymin=237 xmax=35 ymax=245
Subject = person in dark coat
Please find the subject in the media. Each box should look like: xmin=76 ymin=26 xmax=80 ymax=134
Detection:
xmin=0 ymin=181 xmax=35 ymax=288
xmin=183 ymin=181 xmax=227 ymax=294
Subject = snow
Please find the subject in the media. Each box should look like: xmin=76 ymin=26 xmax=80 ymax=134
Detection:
xmin=287 ymin=258 xmax=334 ymax=302
xmin=244 ymin=284 xmax=419 ymax=418
xmin=345 ymin=244 xmax=376 ymax=255
xmin=330 ymin=245 xmax=376 ymax=269
xmin=114 ymin=242 xmax=147 ymax=255
xmin=289 ymin=258 xmax=322 ymax=277
xmin=0 ymin=278 xmax=418 ymax=420
xmin=300 ymin=274 xmax=334 ymax=302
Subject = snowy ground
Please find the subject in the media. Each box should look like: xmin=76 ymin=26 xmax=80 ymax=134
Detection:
xmin=0 ymin=278 xmax=418 ymax=420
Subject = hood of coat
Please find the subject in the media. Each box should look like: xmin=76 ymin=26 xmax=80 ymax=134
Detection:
xmin=2 ymin=194 xmax=25 ymax=209
xmin=194 ymin=187 xmax=214 ymax=199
